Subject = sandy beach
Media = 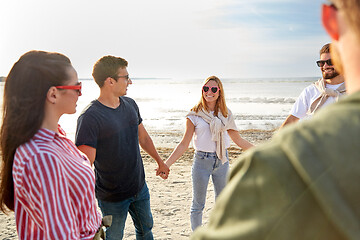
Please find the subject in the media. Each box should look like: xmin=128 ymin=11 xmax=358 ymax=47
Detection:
xmin=0 ymin=129 xmax=274 ymax=240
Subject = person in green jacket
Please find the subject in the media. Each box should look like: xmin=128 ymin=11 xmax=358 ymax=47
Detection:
xmin=192 ymin=1 xmax=360 ymax=239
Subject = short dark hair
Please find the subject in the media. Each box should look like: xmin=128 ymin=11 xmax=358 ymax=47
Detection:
xmin=92 ymin=55 xmax=128 ymax=88
xmin=320 ymin=43 xmax=331 ymax=56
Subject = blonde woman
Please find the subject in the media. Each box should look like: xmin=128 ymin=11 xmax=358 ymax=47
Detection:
xmin=165 ymin=76 xmax=253 ymax=231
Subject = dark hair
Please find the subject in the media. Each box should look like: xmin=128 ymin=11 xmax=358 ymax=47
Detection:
xmin=320 ymin=43 xmax=331 ymax=55
xmin=92 ymin=55 xmax=128 ymax=87
xmin=0 ymin=50 xmax=72 ymax=212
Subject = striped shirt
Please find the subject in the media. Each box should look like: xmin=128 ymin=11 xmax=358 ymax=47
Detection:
xmin=13 ymin=126 xmax=102 ymax=239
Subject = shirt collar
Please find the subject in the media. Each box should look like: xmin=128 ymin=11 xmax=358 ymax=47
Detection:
xmin=33 ymin=125 xmax=67 ymax=142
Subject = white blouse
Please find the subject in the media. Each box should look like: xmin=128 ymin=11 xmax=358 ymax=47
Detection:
xmin=187 ymin=114 xmax=231 ymax=153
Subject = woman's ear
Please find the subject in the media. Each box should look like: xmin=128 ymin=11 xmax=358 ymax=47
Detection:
xmin=322 ymin=4 xmax=339 ymax=40
xmin=46 ymin=86 xmax=58 ymax=104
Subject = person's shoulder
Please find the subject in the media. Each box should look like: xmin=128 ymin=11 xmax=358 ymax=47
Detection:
xmin=121 ymin=96 xmax=136 ymax=103
xmin=16 ymin=139 xmax=59 ymax=166
xmin=226 ymin=107 xmax=234 ymax=116
xmin=79 ymin=100 xmax=100 ymax=116
xmin=120 ymin=96 xmax=139 ymax=108
xmin=298 ymin=83 xmax=319 ymax=99
xmin=313 ymin=91 xmax=360 ymax=121
xmin=187 ymin=114 xmax=202 ymax=121
xmin=187 ymin=114 xmax=196 ymax=120
xmin=280 ymin=93 xmax=360 ymax=150
xmin=304 ymin=82 xmax=318 ymax=92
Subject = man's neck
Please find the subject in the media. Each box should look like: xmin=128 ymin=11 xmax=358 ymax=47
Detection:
xmin=325 ymin=74 xmax=344 ymax=85
xmin=98 ymin=90 xmax=121 ymax=109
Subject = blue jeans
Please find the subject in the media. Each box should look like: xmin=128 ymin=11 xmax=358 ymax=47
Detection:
xmin=191 ymin=151 xmax=229 ymax=231
xmin=98 ymin=183 xmax=154 ymax=240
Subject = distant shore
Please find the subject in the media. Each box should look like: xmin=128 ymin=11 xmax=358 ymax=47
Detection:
xmin=0 ymin=128 xmax=275 ymax=239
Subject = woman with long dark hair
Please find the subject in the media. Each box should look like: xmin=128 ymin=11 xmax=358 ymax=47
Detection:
xmin=165 ymin=76 xmax=254 ymax=231
xmin=0 ymin=50 xmax=102 ymax=239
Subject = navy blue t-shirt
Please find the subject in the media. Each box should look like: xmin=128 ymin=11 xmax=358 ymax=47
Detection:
xmin=75 ymin=96 xmax=145 ymax=202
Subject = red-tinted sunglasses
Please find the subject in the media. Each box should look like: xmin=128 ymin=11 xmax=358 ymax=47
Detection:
xmin=55 ymin=82 xmax=82 ymax=96
xmin=203 ymin=85 xmax=220 ymax=94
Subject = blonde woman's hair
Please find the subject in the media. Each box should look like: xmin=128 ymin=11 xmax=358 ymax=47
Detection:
xmin=191 ymin=76 xmax=228 ymax=117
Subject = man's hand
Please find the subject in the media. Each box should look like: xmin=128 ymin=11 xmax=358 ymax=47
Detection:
xmin=156 ymin=161 xmax=170 ymax=179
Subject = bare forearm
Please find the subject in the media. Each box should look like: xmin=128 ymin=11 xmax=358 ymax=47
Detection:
xmin=280 ymin=115 xmax=299 ymax=128
xmin=140 ymin=137 xmax=162 ymax=163
xmin=234 ymin=137 xmax=254 ymax=151
xmin=166 ymin=142 xmax=189 ymax=167
xmin=166 ymin=118 xmax=194 ymax=167
xmin=228 ymin=130 xmax=254 ymax=151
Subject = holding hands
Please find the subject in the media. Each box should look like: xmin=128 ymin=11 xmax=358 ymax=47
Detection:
xmin=156 ymin=160 xmax=170 ymax=179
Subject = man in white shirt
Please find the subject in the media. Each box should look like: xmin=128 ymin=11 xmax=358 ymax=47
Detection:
xmin=281 ymin=43 xmax=345 ymax=127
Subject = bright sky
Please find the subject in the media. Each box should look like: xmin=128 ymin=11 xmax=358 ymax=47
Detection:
xmin=0 ymin=0 xmax=330 ymax=79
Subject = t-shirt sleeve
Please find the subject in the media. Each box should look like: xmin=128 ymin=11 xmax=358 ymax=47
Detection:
xmin=75 ymin=112 xmax=99 ymax=148
xmin=290 ymin=87 xmax=311 ymax=119
xmin=226 ymin=109 xmax=239 ymax=131
xmin=187 ymin=115 xmax=197 ymax=126
xmin=133 ymin=101 xmax=143 ymax=125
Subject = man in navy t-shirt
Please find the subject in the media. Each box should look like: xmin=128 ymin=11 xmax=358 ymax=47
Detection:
xmin=75 ymin=55 xmax=169 ymax=239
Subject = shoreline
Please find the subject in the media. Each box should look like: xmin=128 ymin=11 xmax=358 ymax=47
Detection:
xmin=0 ymin=128 xmax=275 ymax=239
xmin=148 ymin=128 xmax=276 ymax=148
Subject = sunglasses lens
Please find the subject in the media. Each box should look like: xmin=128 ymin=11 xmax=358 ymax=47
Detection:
xmin=317 ymin=61 xmax=324 ymax=67
xmin=317 ymin=59 xmax=333 ymax=67
xmin=211 ymin=87 xmax=218 ymax=93
xmin=203 ymin=86 xmax=209 ymax=92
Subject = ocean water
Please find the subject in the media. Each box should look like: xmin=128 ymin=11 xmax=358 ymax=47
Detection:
xmin=59 ymin=77 xmax=317 ymax=141
xmin=0 ymin=77 xmax=317 ymax=141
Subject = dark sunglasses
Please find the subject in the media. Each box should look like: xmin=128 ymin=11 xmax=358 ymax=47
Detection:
xmin=316 ymin=59 xmax=333 ymax=67
xmin=55 ymin=82 xmax=82 ymax=96
xmin=202 ymin=85 xmax=220 ymax=94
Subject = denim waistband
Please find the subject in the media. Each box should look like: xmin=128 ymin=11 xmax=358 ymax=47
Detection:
xmin=195 ymin=150 xmax=217 ymax=157
xmin=195 ymin=150 xmax=229 ymax=160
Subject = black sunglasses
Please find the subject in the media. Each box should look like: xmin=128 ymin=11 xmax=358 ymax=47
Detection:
xmin=316 ymin=59 xmax=333 ymax=67
xmin=202 ymin=85 xmax=220 ymax=94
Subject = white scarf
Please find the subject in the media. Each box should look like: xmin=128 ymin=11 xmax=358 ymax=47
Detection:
xmin=186 ymin=108 xmax=238 ymax=163
xmin=308 ymin=78 xmax=346 ymax=115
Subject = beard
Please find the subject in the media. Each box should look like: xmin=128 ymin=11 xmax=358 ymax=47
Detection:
xmin=322 ymin=69 xmax=339 ymax=79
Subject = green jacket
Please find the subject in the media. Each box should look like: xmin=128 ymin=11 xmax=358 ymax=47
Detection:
xmin=192 ymin=91 xmax=360 ymax=240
